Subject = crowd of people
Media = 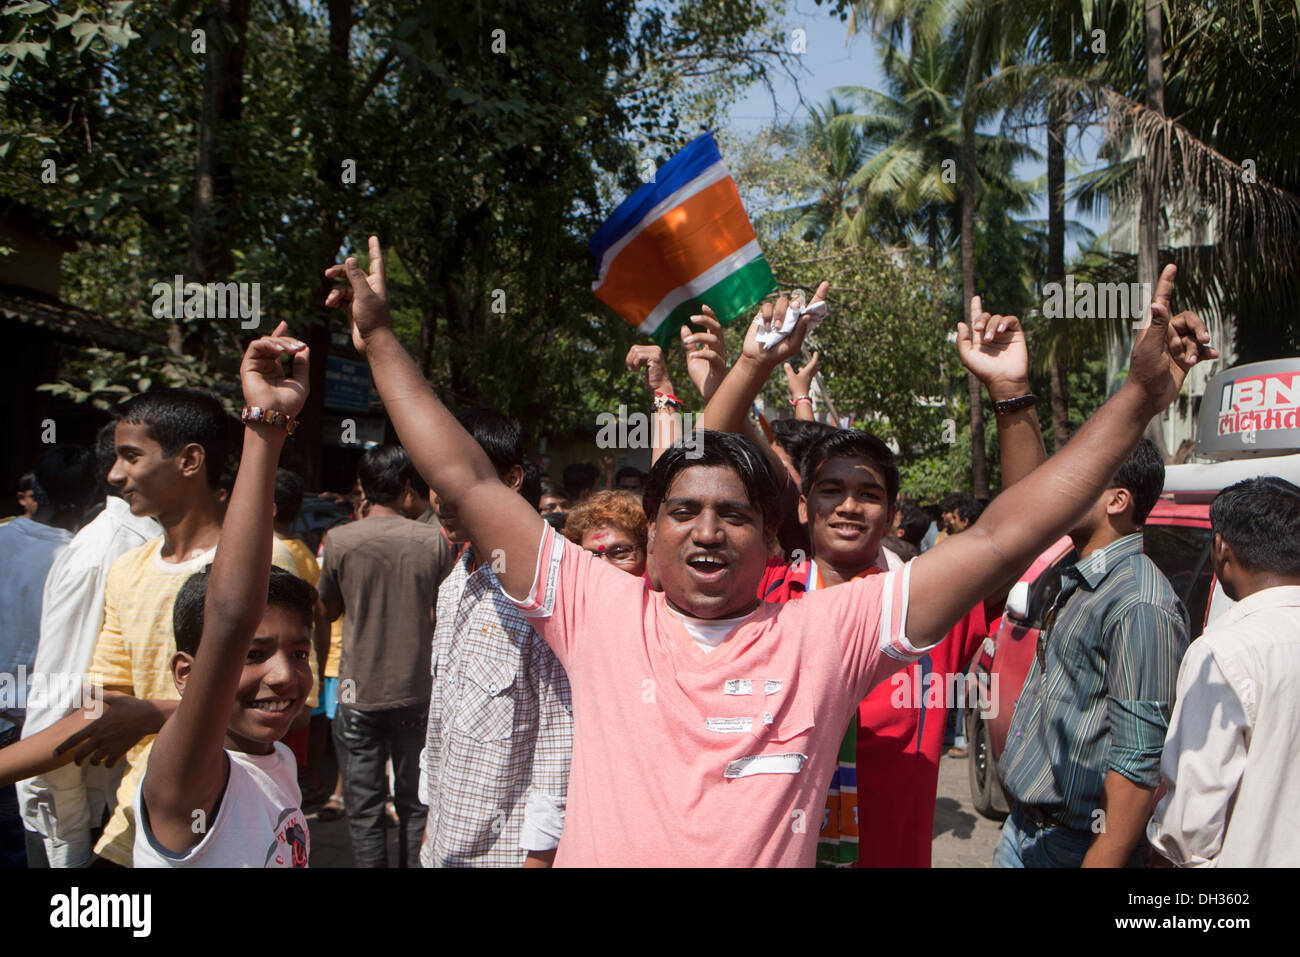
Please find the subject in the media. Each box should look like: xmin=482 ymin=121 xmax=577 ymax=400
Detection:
xmin=0 ymin=237 xmax=1296 ymax=869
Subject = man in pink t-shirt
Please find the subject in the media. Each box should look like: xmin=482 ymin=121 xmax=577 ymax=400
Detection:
xmin=325 ymin=237 xmax=1215 ymax=866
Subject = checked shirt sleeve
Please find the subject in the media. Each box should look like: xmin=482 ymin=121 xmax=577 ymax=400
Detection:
xmin=518 ymin=631 xmax=573 ymax=852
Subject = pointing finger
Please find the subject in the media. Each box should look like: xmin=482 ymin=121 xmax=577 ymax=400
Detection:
xmin=1150 ymin=263 xmax=1177 ymax=317
xmin=368 ymin=236 xmax=387 ymax=295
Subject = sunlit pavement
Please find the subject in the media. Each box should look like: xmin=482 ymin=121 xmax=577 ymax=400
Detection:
xmin=932 ymin=750 xmax=1005 ymax=867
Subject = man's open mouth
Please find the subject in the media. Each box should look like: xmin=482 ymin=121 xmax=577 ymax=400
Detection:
xmin=685 ymin=553 xmax=730 ymax=580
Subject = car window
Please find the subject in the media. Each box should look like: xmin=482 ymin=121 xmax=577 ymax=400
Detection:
xmin=1143 ymin=524 xmax=1214 ymax=639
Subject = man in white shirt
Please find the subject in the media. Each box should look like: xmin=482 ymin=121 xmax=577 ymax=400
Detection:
xmin=1148 ymin=476 xmax=1300 ymax=867
xmin=0 ymin=445 xmax=98 ymax=866
xmin=17 ymin=424 xmax=161 ymax=867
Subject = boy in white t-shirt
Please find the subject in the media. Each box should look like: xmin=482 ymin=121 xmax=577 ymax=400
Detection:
xmin=134 ymin=322 xmax=314 ymax=868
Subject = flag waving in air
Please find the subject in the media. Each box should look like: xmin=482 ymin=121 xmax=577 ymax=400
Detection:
xmin=589 ymin=132 xmax=776 ymax=347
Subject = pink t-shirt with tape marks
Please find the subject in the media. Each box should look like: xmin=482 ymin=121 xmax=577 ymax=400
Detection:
xmin=505 ymin=525 xmax=929 ymax=867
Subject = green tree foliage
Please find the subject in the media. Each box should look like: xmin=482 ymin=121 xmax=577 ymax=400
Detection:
xmin=2 ymin=0 xmax=794 ymax=463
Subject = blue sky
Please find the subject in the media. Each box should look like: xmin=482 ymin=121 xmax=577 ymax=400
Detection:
xmin=723 ymin=1 xmax=1109 ymax=258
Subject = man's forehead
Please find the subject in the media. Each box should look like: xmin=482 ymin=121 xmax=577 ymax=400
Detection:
xmin=114 ymin=420 xmax=162 ymax=449
xmin=663 ymin=464 xmax=752 ymax=500
xmin=812 ymin=455 xmax=887 ymax=486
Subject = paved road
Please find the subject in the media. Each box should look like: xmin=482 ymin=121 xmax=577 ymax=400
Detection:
xmin=931 ymin=749 xmax=1005 ymax=867
xmin=310 ymin=749 xmax=1006 ymax=867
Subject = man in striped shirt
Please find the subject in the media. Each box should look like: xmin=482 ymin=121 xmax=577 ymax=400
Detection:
xmin=995 ymin=438 xmax=1190 ymax=868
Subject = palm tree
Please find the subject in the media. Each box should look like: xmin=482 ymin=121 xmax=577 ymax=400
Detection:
xmin=831 ymin=37 xmax=1036 ymax=263
xmin=845 ymin=0 xmax=1034 ymax=495
xmin=1072 ymin=0 xmax=1300 ymax=359
xmin=779 ymin=95 xmax=878 ymax=244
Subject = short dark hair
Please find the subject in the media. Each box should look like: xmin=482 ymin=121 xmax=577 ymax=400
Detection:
xmin=643 ymin=431 xmax=782 ymax=534
xmin=940 ymin=492 xmax=981 ymax=524
xmin=614 ymin=466 xmax=644 ymax=486
xmin=898 ymin=502 xmax=930 ymax=548
xmin=357 ymin=445 xmax=421 ymax=508
xmin=18 ymin=471 xmax=34 ymax=493
xmin=454 ymin=407 xmax=535 ymax=506
xmin=116 ymin=389 xmax=232 ymax=489
xmin=801 ymin=429 xmax=900 ymax=506
xmin=1111 ymin=438 xmax=1164 ymax=526
xmin=1210 ymin=477 xmax=1300 ymax=576
xmin=274 ymin=469 xmax=306 ymax=524
xmin=35 ymin=444 xmax=98 ymax=511
xmin=173 ymin=566 xmax=317 ymax=656
xmin=562 ymin=461 xmax=600 ymax=500
xmin=94 ymin=421 xmax=118 ymax=496
xmin=455 ymin=408 xmax=523 ymax=477
xmin=770 ymin=418 xmax=838 ymax=476
xmin=539 ymin=476 xmax=568 ymax=502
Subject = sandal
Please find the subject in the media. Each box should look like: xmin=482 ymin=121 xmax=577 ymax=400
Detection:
xmin=316 ymin=797 xmax=345 ymax=821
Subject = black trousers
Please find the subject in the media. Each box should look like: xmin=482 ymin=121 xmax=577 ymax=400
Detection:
xmin=332 ymin=702 xmax=428 ymax=867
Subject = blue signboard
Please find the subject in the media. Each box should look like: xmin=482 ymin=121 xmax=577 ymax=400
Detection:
xmin=325 ymin=356 xmax=375 ymax=412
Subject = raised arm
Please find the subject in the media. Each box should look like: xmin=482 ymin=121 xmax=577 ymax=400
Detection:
xmin=324 ymin=237 xmax=545 ymax=600
xmin=625 ymin=344 xmax=679 ymax=466
xmin=679 ymin=306 xmax=729 ymax=403
xmin=782 ymin=352 xmax=820 ymax=422
xmin=142 ymin=323 xmax=309 ymax=852
xmin=906 ymin=265 xmax=1216 ymax=646
xmin=700 ymin=285 xmax=826 ymax=434
xmin=956 ymin=296 xmax=1046 ymax=489
xmin=954 ymin=296 xmax=1049 ymax=610
xmin=700 ymin=284 xmax=827 ymax=478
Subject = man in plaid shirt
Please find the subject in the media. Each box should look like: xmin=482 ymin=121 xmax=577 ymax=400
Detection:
xmin=418 ymin=409 xmax=572 ymax=867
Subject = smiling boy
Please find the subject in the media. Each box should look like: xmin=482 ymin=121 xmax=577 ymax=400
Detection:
xmin=134 ymin=323 xmax=314 ymax=867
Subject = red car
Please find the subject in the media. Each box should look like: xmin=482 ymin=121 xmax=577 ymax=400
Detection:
xmin=965 ymin=451 xmax=1300 ymax=819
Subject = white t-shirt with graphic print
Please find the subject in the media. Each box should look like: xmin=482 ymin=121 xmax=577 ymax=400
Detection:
xmin=133 ymin=742 xmax=309 ymax=868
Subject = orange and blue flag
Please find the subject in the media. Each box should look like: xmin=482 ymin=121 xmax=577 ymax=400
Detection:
xmin=589 ymin=132 xmax=776 ymax=347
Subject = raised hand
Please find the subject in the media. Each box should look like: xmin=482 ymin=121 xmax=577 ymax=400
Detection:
xmin=740 ymin=280 xmax=830 ymax=368
xmin=323 ymin=235 xmax=390 ymax=353
xmin=782 ymin=351 xmax=820 ymax=399
xmin=680 ymin=306 xmax=728 ymax=400
xmin=1128 ymin=264 xmax=1218 ymax=410
xmin=956 ymin=296 xmax=1030 ymax=401
xmin=240 ymin=321 xmax=309 ymax=417
xmin=625 ymin=343 xmax=674 ymax=395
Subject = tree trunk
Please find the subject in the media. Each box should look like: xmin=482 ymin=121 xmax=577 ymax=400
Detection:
xmin=962 ymin=26 xmax=988 ymax=497
xmin=1047 ymin=96 xmax=1069 ymax=450
xmin=295 ymin=0 xmax=354 ymax=490
xmin=1139 ymin=0 xmax=1171 ymax=460
xmin=418 ymin=299 xmax=436 ymax=380
xmin=179 ymin=0 xmax=250 ymax=358
xmin=928 ymin=204 xmax=939 ymax=270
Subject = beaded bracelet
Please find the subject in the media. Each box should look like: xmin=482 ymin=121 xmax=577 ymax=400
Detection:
xmin=241 ymin=405 xmax=299 ymax=435
xmin=790 ymin=395 xmax=813 ymax=407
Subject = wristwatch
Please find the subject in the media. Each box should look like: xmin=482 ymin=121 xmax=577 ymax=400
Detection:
xmin=993 ymin=393 xmax=1038 ymax=416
